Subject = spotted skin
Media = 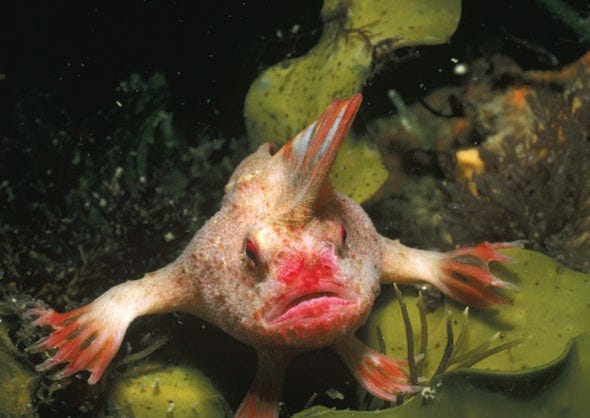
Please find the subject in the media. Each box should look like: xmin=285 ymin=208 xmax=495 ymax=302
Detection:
xmin=28 ymin=94 xmax=517 ymax=418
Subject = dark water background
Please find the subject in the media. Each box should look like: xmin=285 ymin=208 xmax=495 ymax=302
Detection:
xmin=2 ymin=1 xmax=585 ymax=139
xmin=1 ymin=1 xmax=588 ymax=416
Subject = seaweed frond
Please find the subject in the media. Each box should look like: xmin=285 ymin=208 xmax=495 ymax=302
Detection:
xmin=443 ymin=83 xmax=590 ymax=272
xmin=0 ymin=72 xmax=249 ymax=307
xmin=430 ymin=307 xmax=525 ymax=382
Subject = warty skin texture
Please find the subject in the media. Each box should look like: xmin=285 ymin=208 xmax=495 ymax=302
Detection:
xmin=28 ymin=94 xmax=516 ymax=418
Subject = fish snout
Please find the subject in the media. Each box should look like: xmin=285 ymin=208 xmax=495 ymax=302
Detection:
xmin=275 ymin=248 xmax=338 ymax=288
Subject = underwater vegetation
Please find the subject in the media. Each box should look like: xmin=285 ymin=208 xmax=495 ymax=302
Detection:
xmin=366 ymin=52 xmax=590 ymax=273
xmin=0 ymin=72 xmax=248 ymax=308
xmin=537 ymin=0 xmax=590 ymax=42
xmin=244 ymin=0 xmax=461 ymax=203
xmin=244 ymin=0 xmax=461 ymax=146
xmin=0 ymin=72 xmax=248 ymax=415
xmin=1 ymin=1 xmax=589 ymax=416
xmin=104 ymin=361 xmax=232 ymax=417
xmin=0 ymin=305 xmax=37 ymax=417
xmin=293 ymin=248 xmax=590 ymax=416
xmin=295 ymin=333 xmax=590 ymax=417
xmin=441 ymin=54 xmax=590 ymax=272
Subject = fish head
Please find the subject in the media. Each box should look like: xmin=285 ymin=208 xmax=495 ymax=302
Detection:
xmin=219 ymin=95 xmax=380 ymax=348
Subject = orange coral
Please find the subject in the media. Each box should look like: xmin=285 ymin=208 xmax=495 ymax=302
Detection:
xmin=503 ymin=87 xmax=532 ymax=108
xmin=455 ymin=148 xmax=484 ymax=195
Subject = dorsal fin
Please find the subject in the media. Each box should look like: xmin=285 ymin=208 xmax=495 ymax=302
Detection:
xmin=275 ymin=94 xmax=362 ymax=225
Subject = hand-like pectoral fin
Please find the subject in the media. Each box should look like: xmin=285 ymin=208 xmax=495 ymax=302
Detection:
xmin=27 ymin=285 xmax=136 ymax=384
xmin=27 ymin=262 xmax=197 ymax=383
xmin=380 ymin=236 xmax=521 ymax=307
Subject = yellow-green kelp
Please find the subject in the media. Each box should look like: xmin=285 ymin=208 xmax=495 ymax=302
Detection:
xmin=0 ymin=321 xmax=37 ymax=417
xmin=362 ymin=248 xmax=590 ymax=377
xmin=102 ymin=361 xmax=232 ymax=417
xmin=294 ymin=332 xmax=590 ymax=417
xmin=330 ymin=137 xmax=388 ymax=203
xmin=293 ymin=248 xmax=590 ymax=416
xmin=244 ymin=0 xmax=461 ymax=202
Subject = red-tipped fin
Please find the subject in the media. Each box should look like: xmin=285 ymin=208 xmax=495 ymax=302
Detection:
xmin=436 ymin=241 xmax=521 ymax=307
xmin=335 ymin=336 xmax=418 ymax=402
xmin=26 ymin=292 xmax=134 ymax=384
xmin=276 ymin=94 xmax=362 ymax=224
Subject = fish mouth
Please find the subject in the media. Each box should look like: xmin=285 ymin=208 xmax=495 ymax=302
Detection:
xmin=264 ymin=283 xmax=358 ymax=326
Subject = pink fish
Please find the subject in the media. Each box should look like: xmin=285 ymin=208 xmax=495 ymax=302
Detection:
xmin=28 ymin=94 xmax=517 ymax=417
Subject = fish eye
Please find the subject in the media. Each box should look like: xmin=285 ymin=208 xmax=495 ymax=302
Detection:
xmin=340 ymin=224 xmax=348 ymax=244
xmin=244 ymin=238 xmax=260 ymax=267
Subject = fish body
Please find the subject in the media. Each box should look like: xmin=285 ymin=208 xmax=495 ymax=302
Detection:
xmin=29 ymin=95 xmax=516 ymax=418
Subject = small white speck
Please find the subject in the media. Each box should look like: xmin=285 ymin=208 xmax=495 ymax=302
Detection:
xmin=420 ymin=386 xmax=436 ymax=399
xmin=453 ymin=63 xmax=468 ymax=75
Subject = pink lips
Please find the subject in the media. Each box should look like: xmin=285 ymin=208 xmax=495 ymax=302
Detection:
xmin=264 ymin=283 xmax=357 ymax=326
